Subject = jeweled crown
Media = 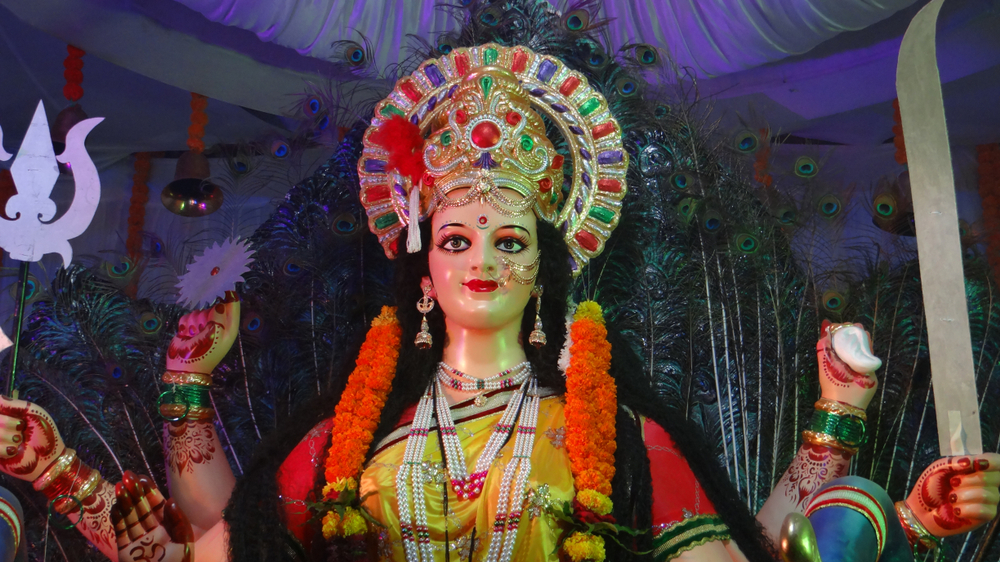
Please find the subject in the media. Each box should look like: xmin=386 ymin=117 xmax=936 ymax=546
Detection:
xmin=359 ymin=44 xmax=628 ymax=275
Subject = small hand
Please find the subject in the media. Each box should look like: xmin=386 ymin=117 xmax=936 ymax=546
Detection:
xmin=905 ymin=453 xmax=1000 ymax=537
xmin=0 ymin=396 xmax=65 ymax=482
xmin=166 ymin=291 xmax=240 ymax=375
xmin=112 ymin=471 xmax=193 ymax=562
xmin=817 ymin=320 xmax=880 ymax=410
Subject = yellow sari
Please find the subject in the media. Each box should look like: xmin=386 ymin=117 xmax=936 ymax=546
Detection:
xmin=360 ymin=389 xmax=572 ymax=561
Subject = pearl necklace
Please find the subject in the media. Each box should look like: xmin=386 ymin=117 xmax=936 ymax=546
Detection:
xmin=395 ymin=372 xmax=540 ymax=562
xmin=437 ymin=361 xmax=531 ymax=407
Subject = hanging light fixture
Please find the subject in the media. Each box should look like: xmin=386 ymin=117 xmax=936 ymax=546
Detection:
xmin=162 ymin=93 xmax=222 ymax=217
xmin=52 ymin=45 xmax=87 ymax=174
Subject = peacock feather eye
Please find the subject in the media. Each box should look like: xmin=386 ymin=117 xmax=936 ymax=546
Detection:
xmin=873 ymin=194 xmax=897 ymax=218
xmin=669 ymin=171 xmax=693 ymax=191
xmin=794 ymin=156 xmax=819 ymax=178
xmin=306 ymin=97 xmax=322 ymax=116
xmin=701 ymin=210 xmax=723 ymax=233
xmin=332 ymin=211 xmax=358 ymax=236
xmin=271 ymin=140 xmax=290 ymax=159
xmin=635 ymin=44 xmax=658 ymax=66
xmin=283 ymin=257 xmax=304 ymax=276
xmin=563 ymin=9 xmax=591 ymax=31
xmin=480 ymin=6 xmax=502 ymax=26
xmin=139 ymin=312 xmax=162 ymax=334
xmin=588 ymin=52 xmax=606 ymax=68
xmin=316 ymin=115 xmax=330 ymax=131
xmin=776 ymin=207 xmax=797 ymax=226
xmin=734 ymin=131 xmax=758 ymax=153
xmin=734 ymin=233 xmax=759 ymax=253
xmin=676 ymin=198 xmax=698 ymax=224
xmin=615 ymin=76 xmax=638 ymax=97
xmin=348 ymin=47 xmax=366 ymax=66
xmin=242 ymin=311 xmax=263 ymax=334
xmin=107 ymin=260 xmax=132 ymax=278
xmin=818 ymin=194 xmax=842 ymax=218
xmin=821 ymin=291 xmax=847 ymax=313
xmin=654 ymin=105 xmax=670 ymax=118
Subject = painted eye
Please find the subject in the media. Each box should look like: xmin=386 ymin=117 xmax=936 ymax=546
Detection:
xmin=442 ymin=237 xmax=470 ymax=251
xmin=497 ymin=238 xmax=525 ymax=253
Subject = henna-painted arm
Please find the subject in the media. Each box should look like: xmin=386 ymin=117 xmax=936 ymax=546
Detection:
xmin=161 ymin=293 xmax=240 ymax=537
xmin=756 ymin=321 xmax=880 ymax=541
xmin=0 ymin=396 xmax=118 ymax=559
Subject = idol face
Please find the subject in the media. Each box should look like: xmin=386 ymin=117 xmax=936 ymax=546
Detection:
xmin=427 ymin=191 xmax=539 ymax=333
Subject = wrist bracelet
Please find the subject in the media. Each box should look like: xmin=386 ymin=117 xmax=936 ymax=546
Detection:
xmin=158 ymin=383 xmax=213 ymax=421
xmin=33 ymin=448 xmax=76 ymax=492
xmin=815 ymin=398 xmax=867 ymax=421
xmin=804 ymin=406 xmax=867 ymax=454
xmin=895 ymin=501 xmax=940 ymax=556
xmin=162 ymin=371 xmax=212 ymax=387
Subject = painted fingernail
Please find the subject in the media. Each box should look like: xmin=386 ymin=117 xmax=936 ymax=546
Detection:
xmin=6 ymin=446 xmax=16 ymax=456
xmin=954 ymin=507 xmax=962 ymax=516
xmin=952 ymin=477 xmax=963 ymax=487
xmin=959 ymin=457 xmax=972 ymax=468
xmin=11 ymin=435 xmax=20 ymax=444
xmin=979 ymin=459 xmax=990 ymax=470
xmin=950 ymin=493 xmax=958 ymax=503
xmin=15 ymin=421 xmax=24 ymax=432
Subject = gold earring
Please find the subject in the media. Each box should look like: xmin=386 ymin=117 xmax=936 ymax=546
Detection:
xmin=529 ymin=285 xmax=546 ymax=347
xmin=415 ymin=284 xmax=435 ymax=349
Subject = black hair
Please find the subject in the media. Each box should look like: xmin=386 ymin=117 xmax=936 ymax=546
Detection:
xmin=224 ymin=222 xmax=774 ymax=562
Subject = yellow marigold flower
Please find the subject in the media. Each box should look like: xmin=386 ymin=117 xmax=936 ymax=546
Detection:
xmin=574 ymin=301 xmax=605 ymax=324
xmin=340 ymin=507 xmax=368 ymax=536
xmin=372 ymin=306 xmax=398 ymax=327
xmin=577 ymin=489 xmax=613 ymax=516
xmin=563 ymin=532 xmax=606 ymax=561
xmin=322 ymin=476 xmax=359 ymax=499
xmin=321 ymin=511 xmax=341 ymax=540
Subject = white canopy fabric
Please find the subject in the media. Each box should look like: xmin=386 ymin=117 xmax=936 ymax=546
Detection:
xmin=173 ymin=0 xmax=918 ymax=78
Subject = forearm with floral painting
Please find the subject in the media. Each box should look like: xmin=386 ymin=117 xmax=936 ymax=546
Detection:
xmin=159 ymin=292 xmax=240 ymax=536
xmin=0 ymin=396 xmax=118 ymax=560
xmin=755 ymin=321 xmax=879 ymax=541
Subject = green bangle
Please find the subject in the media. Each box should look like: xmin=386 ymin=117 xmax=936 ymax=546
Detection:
xmin=157 ymin=384 xmax=210 ymax=421
xmin=809 ymin=409 xmax=867 ymax=449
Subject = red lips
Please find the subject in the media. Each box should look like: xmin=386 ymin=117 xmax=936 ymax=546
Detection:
xmin=463 ymin=279 xmax=499 ymax=292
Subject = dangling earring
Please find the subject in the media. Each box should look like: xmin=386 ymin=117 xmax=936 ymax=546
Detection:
xmin=415 ymin=284 xmax=435 ymax=349
xmin=529 ymin=285 xmax=546 ymax=347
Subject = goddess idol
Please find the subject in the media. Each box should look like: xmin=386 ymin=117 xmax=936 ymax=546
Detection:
xmin=0 ymin=43 xmax=997 ymax=562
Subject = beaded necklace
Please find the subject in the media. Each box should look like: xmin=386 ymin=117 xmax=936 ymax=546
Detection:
xmin=437 ymin=361 xmax=531 ymax=407
xmin=396 ymin=368 xmax=540 ymax=562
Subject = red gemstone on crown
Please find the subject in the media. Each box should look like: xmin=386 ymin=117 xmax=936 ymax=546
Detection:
xmin=471 ymin=121 xmax=502 ymax=148
xmin=538 ymin=178 xmax=552 ymax=192
xmin=455 ymin=109 xmax=468 ymax=124
xmin=505 ymin=111 xmax=521 ymax=125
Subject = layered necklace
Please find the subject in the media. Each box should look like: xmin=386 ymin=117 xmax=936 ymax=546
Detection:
xmin=396 ymin=362 xmax=540 ymax=562
xmin=437 ymin=361 xmax=531 ymax=407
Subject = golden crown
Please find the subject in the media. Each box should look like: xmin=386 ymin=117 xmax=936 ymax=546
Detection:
xmin=358 ymin=43 xmax=628 ymax=275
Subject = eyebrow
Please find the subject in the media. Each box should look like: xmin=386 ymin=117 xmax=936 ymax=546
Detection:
xmin=437 ymin=222 xmax=470 ymax=232
xmin=496 ymin=224 xmax=530 ymax=234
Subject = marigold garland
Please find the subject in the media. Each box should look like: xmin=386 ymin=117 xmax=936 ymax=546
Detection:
xmin=320 ymin=306 xmax=400 ymax=538
xmin=125 ymin=153 xmax=152 ymax=262
xmin=978 ymin=143 xmax=1000 ymax=282
xmin=564 ymin=532 xmax=606 ymax=562
xmin=564 ymin=301 xmax=616 ymax=501
xmin=188 ymin=93 xmax=209 ymax=153
xmin=63 ymin=45 xmax=85 ymax=102
xmin=753 ymin=128 xmax=773 ymax=187
xmin=892 ymin=99 xmax=907 ymax=165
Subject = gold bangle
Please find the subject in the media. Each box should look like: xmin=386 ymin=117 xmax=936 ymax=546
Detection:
xmin=802 ymin=430 xmax=859 ymax=455
xmin=159 ymin=404 xmax=215 ymax=421
xmin=162 ymin=371 xmax=212 ymax=386
xmin=895 ymin=501 xmax=939 ymax=553
xmin=33 ymin=449 xmax=76 ymax=492
xmin=74 ymin=468 xmax=103 ymax=503
xmin=815 ymin=398 xmax=867 ymax=422
xmin=827 ymin=322 xmax=853 ymax=338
